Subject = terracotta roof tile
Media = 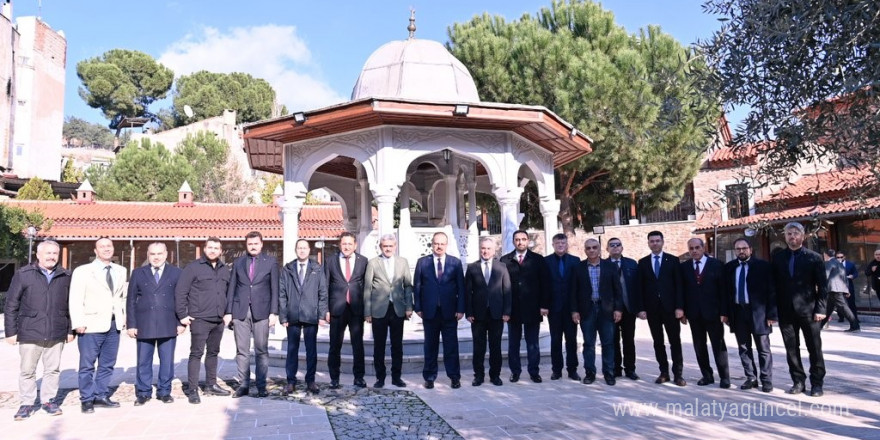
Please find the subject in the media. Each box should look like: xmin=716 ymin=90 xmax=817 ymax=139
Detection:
xmin=760 ymin=167 xmax=876 ymax=203
xmin=706 ymin=142 xmax=763 ymax=167
xmin=694 ymin=196 xmax=880 ymax=233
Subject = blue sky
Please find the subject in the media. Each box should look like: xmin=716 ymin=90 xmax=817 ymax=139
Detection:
xmin=11 ymin=0 xmax=734 ymax=125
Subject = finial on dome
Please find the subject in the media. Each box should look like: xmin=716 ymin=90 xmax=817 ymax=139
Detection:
xmin=407 ymin=8 xmax=416 ymax=40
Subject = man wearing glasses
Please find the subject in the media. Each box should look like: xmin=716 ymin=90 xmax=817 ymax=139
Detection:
xmin=834 ymin=252 xmax=859 ymax=324
xmin=606 ymin=237 xmax=642 ymax=381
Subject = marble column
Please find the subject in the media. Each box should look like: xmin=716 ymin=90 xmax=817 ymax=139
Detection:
xmin=540 ymin=199 xmax=560 ymax=256
xmin=494 ymin=186 xmax=524 ymax=254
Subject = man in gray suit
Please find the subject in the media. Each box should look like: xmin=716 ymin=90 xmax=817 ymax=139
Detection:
xmin=821 ymin=249 xmax=859 ymax=332
xmin=364 ymin=234 xmax=413 ymax=388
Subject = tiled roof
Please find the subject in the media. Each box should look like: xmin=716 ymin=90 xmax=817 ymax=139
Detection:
xmin=706 ymin=142 xmax=764 ymax=167
xmin=694 ymin=196 xmax=880 ymax=233
xmin=760 ymin=167 xmax=876 ymax=204
xmin=0 ymin=200 xmax=346 ymax=240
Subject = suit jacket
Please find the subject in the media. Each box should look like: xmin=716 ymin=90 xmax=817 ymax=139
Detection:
xmin=465 ymin=259 xmax=511 ymax=320
xmin=571 ymin=259 xmax=623 ymax=318
xmin=680 ymin=257 xmax=727 ymax=321
xmin=771 ymin=247 xmax=827 ymax=320
xmin=413 ymin=254 xmax=465 ymax=320
xmin=126 ymin=264 xmax=181 ymax=339
xmin=723 ymin=257 xmax=777 ymax=335
xmin=279 ymin=259 xmax=328 ymax=325
xmin=225 ymin=253 xmax=279 ymax=320
xmin=843 ymin=260 xmax=857 ymax=294
xmin=500 ymin=250 xmax=551 ymax=324
xmin=637 ymin=252 xmax=683 ymax=315
xmin=866 ymin=260 xmax=880 ymax=292
xmin=325 ymin=252 xmax=368 ymax=317
xmin=825 ymin=258 xmax=849 ymax=293
xmin=544 ymin=253 xmax=581 ymax=315
xmin=363 ymin=256 xmax=413 ymax=319
xmin=69 ymin=259 xmax=128 ymax=333
xmin=609 ymin=256 xmax=642 ymax=314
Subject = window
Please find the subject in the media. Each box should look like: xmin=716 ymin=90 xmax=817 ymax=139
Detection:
xmin=725 ymin=183 xmax=749 ymax=219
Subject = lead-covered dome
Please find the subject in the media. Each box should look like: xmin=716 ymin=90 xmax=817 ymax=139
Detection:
xmin=350 ymin=38 xmax=481 ymax=103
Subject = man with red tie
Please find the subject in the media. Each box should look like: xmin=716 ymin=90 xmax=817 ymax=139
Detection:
xmin=325 ymin=232 xmax=368 ymax=389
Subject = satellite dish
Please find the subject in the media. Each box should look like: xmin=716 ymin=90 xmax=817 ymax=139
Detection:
xmin=744 ymin=228 xmax=756 ymax=237
xmin=183 ymin=105 xmax=194 ymax=118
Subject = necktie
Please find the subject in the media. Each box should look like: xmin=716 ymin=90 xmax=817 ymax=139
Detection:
xmin=518 ymin=254 xmax=524 ymax=265
xmin=616 ymin=260 xmax=629 ymax=307
xmin=653 ymin=255 xmax=660 ymax=278
xmin=484 ymin=260 xmax=491 ymax=284
xmin=299 ymin=263 xmax=305 ymax=285
xmin=558 ymin=256 xmax=564 ymax=278
xmin=248 ymin=257 xmax=256 ymax=281
xmin=344 ymin=256 xmax=351 ymax=303
xmin=153 ymin=266 xmax=160 ymax=284
xmin=737 ymin=261 xmax=747 ymax=304
xmin=694 ymin=260 xmax=701 ymax=285
xmin=788 ymin=251 xmax=796 ymax=277
xmin=436 ymin=258 xmax=443 ymax=279
xmin=105 ymin=265 xmax=114 ymax=292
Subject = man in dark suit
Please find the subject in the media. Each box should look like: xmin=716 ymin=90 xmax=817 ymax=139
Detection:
xmin=501 ymin=230 xmax=551 ymax=383
xmin=680 ymin=238 xmax=730 ymax=389
xmin=637 ymin=230 xmax=686 ymax=386
xmin=413 ymin=232 xmax=465 ymax=389
xmin=176 ymin=237 xmax=232 ymax=404
xmin=571 ymin=238 xmax=623 ymax=385
xmin=126 ymin=243 xmax=184 ymax=406
xmin=544 ymin=233 xmax=581 ymax=381
xmin=364 ymin=234 xmax=413 ymax=389
xmin=771 ymin=222 xmax=827 ymax=397
xmin=835 ymin=251 xmax=859 ymax=323
xmin=607 ymin=237 xmax=642 ymax=381
xmin=721 ymin=238 xmax=776 ymax=393
xmin=324 ymin=231 xmax=368 ymax=389
xmin=866 ymin=248 xmax=880 ymax=303
xmin=225 ymin=231 xmax=279 ymax=398
xmin=279 ymin=239 xmax=327 ymax=395
xmin=466 ymin=237 xmax=511 ymax=387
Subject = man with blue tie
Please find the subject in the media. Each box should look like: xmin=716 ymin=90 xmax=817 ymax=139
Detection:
xmin=127 ymin=243 xmax=185 ymax=405
xmin=544 ymin=233 xmax=581 ymax=381
xmin=414 ymin=232 xmax=465 ymax=389
xmin=721 ymin=238 xmax=776 ymax=393
xmin=225 ymin=231 xmax=279 ymax=398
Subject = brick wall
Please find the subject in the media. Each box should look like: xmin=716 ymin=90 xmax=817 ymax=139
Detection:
xmin=527 ymin=221 xmax=699 ymax=261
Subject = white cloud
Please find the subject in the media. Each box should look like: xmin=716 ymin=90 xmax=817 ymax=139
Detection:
xmin=159 ymin=25 xmax=346 ymax=112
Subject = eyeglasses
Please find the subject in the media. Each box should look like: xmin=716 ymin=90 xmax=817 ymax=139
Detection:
xmin=608 ymin=243 xmax=621 ymax=247
xmin=836 ymin=256 xmax=845 ymax=260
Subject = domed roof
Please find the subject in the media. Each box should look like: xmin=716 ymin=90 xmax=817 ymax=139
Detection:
xmin=351 ymin=38 xmax=481 ymax=103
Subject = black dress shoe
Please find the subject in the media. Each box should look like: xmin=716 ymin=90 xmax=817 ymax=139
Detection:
xmin=391 ymin=378 xmax=407 ymax=388
xmin=740 ymin=379 xmax=758 ymax=390
xmin=614 ymin=371 xmax=623 ymax=378
xmin=424 ymin=380 xmax=434 ymax=389
xmin=605 ymin=376 xmax=616 ymax=386
xmin=655 ymin=375 xmax=670 ymax=384
xmin=568 ymin=372 xmax=582 ymax=381
xmin=188 ymin=393 xmax=201 ymax=404
xmin=373 ymin=379 xmax=385 ymax=388
xmin=205 ymin=384 xmax=231 ymax=396
xmin=625 ymin=372 xmax=640 ymax=381
xmin=697 ymin=377 xmax=715 ymax=386
xmin=92 ymin=397 xmax=120 ymax=408
xmin=509 ymin=373 xmax=520 ymax=383
xmin=306 ymin=382 xmax=320 ymax=394
xmin=673 ymin=377 xmax=687 ymax=387
xmin=451 ymin=379 xmax=461 ymax=389
xmin=787 ymin=383 xmax=806 ymax=394
xmin=354 ymin=378 xmax=367 ymax=388
xmin=329 ymin=380 xmax=341 ymax=390
xmin=134 ymin=396 xmax=151 ymax=406
xmin=232 ymin=386 xmax=249 ymax=398
xmin=720 ymin=379 xmax=731 ymax=389
xmin=530 ymin=374 xmax=542 ymax=383
xmin=257 ymin=389 xmax=268 ymax=398
xmin=810 ymin=386 xmax=824 ymax=397
xmin=582 ymin=374 xmax=596 ymax=385
xmin=490 ymin=377 xmax=503 ymax=386
xmin=158 ymin=395 xmax=174 ymax=403
xmin=550 ymin=372 xmax=562 ymax=380
xmin=472 ymin=377 xmax=484 ymax=387
xmin=283 ymin=383 xmax=296 ymax=395
xmin=762 ymin=383 xmax=773 ymax=393
xmin=844 ymin=327 xmax=861 ymax=333
xmin=81 ymin=401 xmax=95 ymax=414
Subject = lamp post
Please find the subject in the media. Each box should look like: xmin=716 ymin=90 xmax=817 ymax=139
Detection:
xmin=592 ymin=225 xmax=605 ymax=258
xmin=712 ymin=220 xmax=719 ymax=259
xmin=26 ymin=225 xmax=37 ymax=264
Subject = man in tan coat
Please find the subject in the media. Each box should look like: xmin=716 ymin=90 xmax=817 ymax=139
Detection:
xmin=69 ymin=237 xmax=128 ymax=414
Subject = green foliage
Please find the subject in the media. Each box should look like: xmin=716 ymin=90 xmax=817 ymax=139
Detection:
xmin=260 ymin=175 xmax=283 ymax=205
xmin=76 ymin=49 xmax=174 ymax=122
xmin=62 ymin=116 xmax=116 ymax=149
xmin=176 ymin=132 xmax=253 ymax=203
xmin=60 ymin=158 xmax=84 ymax=183
xmin=448 ymin=0 xmax=719 ymax=232
xmin=700 ymin=0 xmax=880 ymax=186
xmin=0 ymin=205 xmax=51 ymax=261
xmin=172 ymin=71 xmax=278 ymax=126
xmin=95 ymin=138 xmax=189 ymax=202
xmin=17 ymin=177 xmax=59 ymax=200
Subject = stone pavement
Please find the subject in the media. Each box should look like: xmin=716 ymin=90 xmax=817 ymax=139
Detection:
xmin=0 ymin=315 xmax=878 ymax=439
